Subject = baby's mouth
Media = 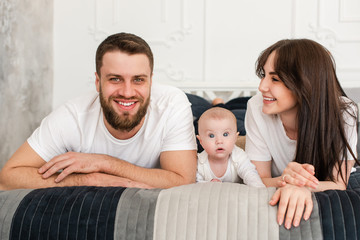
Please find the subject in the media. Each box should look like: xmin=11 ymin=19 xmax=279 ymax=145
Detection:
xmin=216 ymin=148 xmax=225 ymax=152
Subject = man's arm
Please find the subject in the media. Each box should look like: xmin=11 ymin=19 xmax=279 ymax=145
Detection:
xmin=39 ymin=149 xmax=197 ymax=189
xmin=0 ymin=142 xmax=151 ymax=190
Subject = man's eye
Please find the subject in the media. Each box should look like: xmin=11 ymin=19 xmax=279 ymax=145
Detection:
xmin=110 ymin=78 xmax=120 ymax=82
xmin=223 ymin=132 xmax=229 ymax=137
xmin=134 ymin=78 xmax=144 ymax=83
xmin=209 ymin=134 xmax=215 ymax=138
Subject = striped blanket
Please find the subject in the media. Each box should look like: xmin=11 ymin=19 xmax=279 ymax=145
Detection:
xmin=1 ymin=169 xmax=359 ymax=240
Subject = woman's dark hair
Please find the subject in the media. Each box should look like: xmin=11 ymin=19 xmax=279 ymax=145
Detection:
xmin=256 ymin=39 xmax=358 ymax=184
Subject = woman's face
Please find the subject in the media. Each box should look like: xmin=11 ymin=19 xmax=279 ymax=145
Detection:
xmin=258 ymin=51 xmax=298 ymax=119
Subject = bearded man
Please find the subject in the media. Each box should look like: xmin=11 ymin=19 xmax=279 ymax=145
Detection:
xmin=0 ymin=33 xmax=197 ymax=190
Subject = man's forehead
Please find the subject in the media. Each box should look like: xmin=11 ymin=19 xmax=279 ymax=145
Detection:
xmin=101 ymin=51 xmax=152 ymax=75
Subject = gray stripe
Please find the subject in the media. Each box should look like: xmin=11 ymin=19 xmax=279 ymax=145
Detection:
xmin=114 ymin=188 xmax=161 ymax=240
xmin=0 ymin=189 xmax=33 ymax=240
xmin=279 ymin=194 xmax=323 ymax=240
xmin=153 ymin=183 xmax=277 ymax=240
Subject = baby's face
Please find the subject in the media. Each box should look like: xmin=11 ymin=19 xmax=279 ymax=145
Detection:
xmin=197 ymin=118 xmax=238 ymax=161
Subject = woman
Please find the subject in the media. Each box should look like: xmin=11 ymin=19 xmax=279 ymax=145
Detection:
xmin=245 ymin=39 xmax=359 ymax=229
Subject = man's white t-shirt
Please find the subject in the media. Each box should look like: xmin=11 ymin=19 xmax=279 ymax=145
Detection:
xmin=28 ymin=83 xmax=197 ymax=168
xmin=245 ymin=93 xmax=357 ymax=177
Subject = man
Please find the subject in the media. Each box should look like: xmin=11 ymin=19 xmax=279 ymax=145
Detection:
xmin=0 ymin=33 xmax=197 ymax=190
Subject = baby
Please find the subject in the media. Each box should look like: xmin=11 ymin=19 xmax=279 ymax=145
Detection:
xmin=196 ymin=107 xmax=264 ymax=187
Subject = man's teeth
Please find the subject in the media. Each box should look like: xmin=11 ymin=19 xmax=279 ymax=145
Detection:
xmin=264 ymin=97 xmax=276 ymax=101
xmin=118 ymin=101 xmax=135 ymax=106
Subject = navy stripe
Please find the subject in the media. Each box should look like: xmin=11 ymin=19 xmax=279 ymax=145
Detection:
xmin=314 ymin=170 xmax=360 ymax=240
xmin=10 ymin=186 xmax=125 ymax=240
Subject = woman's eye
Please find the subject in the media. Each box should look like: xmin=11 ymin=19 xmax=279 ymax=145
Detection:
xmin=209 ymin=134 xmax=215 ymax=138
xmin=223 ymin=132 xmax=229 ymax=137
xmin=272 ymin=77 xmax=280 ymax=82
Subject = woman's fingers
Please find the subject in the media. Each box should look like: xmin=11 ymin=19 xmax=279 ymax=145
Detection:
xmin=283 ymin=162 xmax=319 ymax=189
xmin=272 ymin=184 xmax=313 ymax=229
xmin=303 ymin=196 xmax=314 ymax=221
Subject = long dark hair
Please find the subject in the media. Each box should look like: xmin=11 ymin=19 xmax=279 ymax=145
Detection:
xmin=256 ymin=39 xmax=358 ymax=183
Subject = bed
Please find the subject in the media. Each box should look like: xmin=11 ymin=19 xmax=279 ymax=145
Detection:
xmin=1 ymin=90 xmax=360 ymax=240
xmin=0 ymin=168 xmax=359 ymax=240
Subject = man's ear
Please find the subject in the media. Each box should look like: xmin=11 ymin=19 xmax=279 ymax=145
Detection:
xmin=95 ymin=72 xmax=100 ymax=92
xmin=236 ymin=132 xmax=239 ymax=136
xmin=196 ymin=135 xmax=201 ymax=143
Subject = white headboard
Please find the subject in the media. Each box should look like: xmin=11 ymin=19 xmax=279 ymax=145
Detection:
xmin=177 ymin=81 xmax=259 ymax=102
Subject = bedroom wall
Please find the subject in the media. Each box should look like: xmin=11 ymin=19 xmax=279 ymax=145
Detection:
xmin=53 ymin=0 xmax=360 ymax=107
xmin=0 ymin=0 xmax=359 ymax=168
xmin=0 ymin=0 xmax=53 ymax=168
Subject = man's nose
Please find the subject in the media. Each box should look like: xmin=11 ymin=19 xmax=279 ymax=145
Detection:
xmin=119 ymin=81 xmax=135 ymax=98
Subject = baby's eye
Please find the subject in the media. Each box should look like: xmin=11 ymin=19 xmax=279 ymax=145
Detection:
xmin=223 ymin=132 xmax=229 ymax=137
xmin=209 ymin=133 xmax=215 ymax=138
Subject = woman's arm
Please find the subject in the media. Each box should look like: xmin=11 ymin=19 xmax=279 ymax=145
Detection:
xmin=253 ymin=159 xmax=355 ymax=229
xmin=281 ymin=160 xmax=355 ymax=191
xmin=311 ymin=159 xmax=354 ymax=191
xmin=251 ymin=160 xmax=284 ymax=187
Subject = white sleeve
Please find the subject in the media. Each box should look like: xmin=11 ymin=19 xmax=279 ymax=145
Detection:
xmin=196 ymin=171 xmax=206 ymax=182
xmin=196 ymin=155 xmax=207 ymax=182
xmin=161 ymin=90 xmax=197 ymax=152
xmin=343 ymin=104 xmax=358 ymax=160
xmin=244 ymin=97 xmax=272 ymax=162
xmin=232 ymin=147 xmax=265 ymax=187
xmin=27 ymin=105 xmax=81 ymax=162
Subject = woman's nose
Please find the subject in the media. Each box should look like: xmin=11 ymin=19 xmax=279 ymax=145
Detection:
xmin=258 ymin=77 xmax=269 ymax=93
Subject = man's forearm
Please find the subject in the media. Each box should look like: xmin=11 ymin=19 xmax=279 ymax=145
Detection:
xmin=37 ymin=150 xmax=197 ymax=189
xmin=0 ymin=166 xmax=83 ymax=190
xmin=0 ymin=166 xmax=143 ymax=190
xmin=99 ymin=153 xmax=196 ymax=189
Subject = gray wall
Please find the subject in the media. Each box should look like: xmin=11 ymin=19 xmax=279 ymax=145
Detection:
xmin=0 ymin=0 xmax=53 ymax=168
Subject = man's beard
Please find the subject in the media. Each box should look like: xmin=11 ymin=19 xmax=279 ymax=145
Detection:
xmin=99 ymin=87 xmax=150 ymax=132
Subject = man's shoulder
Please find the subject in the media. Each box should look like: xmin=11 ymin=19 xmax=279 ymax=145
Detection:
xmin=62 ymin=91 xmax=100 ymax=114
xmin=151 ymin=82 xmax=185 ymax=96
xmin=150 ymin=83 xmax=189 ymax=106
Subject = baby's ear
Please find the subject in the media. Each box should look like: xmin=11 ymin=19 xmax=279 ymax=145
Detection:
xmin=196 ymin=135 xmax=201 ymax=141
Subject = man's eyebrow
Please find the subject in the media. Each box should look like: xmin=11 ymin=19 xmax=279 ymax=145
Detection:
xmin=106 ymin=73 xmax=123 ymax=78
xmin=134 ymin=74 xmax=148 ymax=78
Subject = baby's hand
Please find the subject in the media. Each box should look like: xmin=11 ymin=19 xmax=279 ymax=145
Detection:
xmin=211 ymin=179 xmax=221 ymax=182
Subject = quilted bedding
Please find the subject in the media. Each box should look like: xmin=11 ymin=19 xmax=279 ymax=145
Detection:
xmin=0 ymin=169 xmax=359 ymax=240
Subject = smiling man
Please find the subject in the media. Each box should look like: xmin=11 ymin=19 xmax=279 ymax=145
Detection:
xmin=0 ymin=33 xmax=197 ymax=190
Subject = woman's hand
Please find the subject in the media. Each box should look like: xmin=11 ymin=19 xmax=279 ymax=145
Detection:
xmin=270 ymin=184 xmax=313 ymax=229
xmin=281 ymin=162 xmax=319 ymax=189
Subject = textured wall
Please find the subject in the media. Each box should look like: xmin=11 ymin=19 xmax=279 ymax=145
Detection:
xmin=53 ymin=0 xmax=360 ymax=106
xmin=0 ymin=0 xmax=53 ymax=168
